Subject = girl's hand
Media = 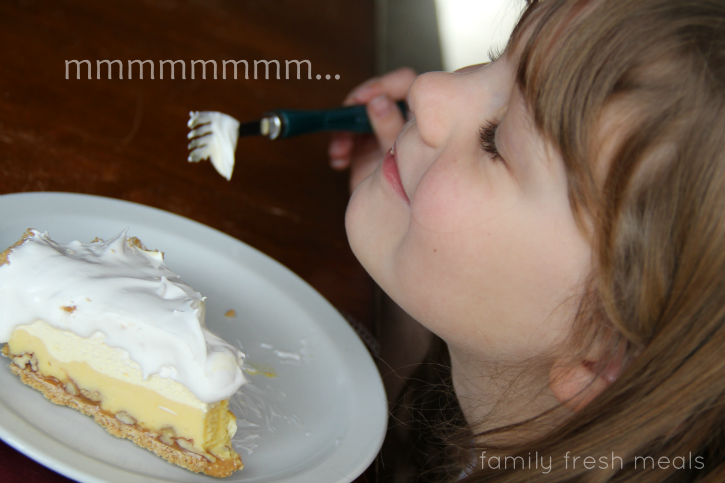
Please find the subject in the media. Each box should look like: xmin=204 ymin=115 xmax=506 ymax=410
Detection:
xmin=328 ymin=67 xmax=417 ymax=192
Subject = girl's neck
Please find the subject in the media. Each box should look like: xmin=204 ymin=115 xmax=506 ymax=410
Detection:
xmin=448 ymin=345 xmax=565 ymax=443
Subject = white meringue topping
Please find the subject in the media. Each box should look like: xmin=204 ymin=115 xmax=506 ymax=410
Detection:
xmin=0 ymin=230 xmax=246 ymax=404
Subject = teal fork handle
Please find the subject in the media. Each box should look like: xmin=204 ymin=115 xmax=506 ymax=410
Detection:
xmin=272 ymin=101 xmax=407 ymax=139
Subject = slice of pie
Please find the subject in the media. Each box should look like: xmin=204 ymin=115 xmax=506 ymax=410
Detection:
xmin=0 ymin=229 xmax=246 ymax=477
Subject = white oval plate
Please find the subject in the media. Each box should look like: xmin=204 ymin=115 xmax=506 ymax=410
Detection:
xmin=0 ymin=192 xmax=387 ymax=483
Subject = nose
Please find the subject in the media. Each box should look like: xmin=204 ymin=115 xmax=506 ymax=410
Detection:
xmin=406 ymin=71 xmax=460 ymax=148
xmin=407 ymin=63 xmax=506 ymax=149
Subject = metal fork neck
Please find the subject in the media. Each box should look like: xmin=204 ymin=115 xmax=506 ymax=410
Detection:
xmin=260 ymin=114 xmax=283 ymax=140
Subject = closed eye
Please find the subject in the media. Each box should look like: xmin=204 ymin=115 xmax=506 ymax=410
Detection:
xmin=479 ymin=120 xmax=503 ymax=162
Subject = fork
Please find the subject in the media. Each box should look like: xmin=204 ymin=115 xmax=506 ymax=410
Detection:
xmin=187 ymin=102 xmax=407 ymax=180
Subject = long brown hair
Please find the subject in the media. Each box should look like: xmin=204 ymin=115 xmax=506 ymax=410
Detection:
xmin=451 ymin=0 xmax=725 ymax=481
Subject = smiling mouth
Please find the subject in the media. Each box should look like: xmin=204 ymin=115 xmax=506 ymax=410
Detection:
xmin=382 ymin=146 xmax=410 ymax=205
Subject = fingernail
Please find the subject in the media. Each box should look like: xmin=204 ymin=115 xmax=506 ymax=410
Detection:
xmin=331 ymin=159 xmax=346 ymax=169
xmin=369 ymin=95 xmax=392 ymax=117
xmin=328 ymin=139 xmax=343 ymax=155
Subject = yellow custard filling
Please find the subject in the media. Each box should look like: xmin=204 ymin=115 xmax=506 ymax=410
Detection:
xmin=8 ymin=325 xmax=237 ymax=461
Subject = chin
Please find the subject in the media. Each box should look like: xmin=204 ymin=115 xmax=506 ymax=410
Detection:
xmin=345 ymin=178 xmax=377 ymax=276
xmin=345 ymin=174 xmax=407 ymax=290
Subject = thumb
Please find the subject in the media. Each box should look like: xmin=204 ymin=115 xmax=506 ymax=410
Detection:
xmin=367 ymin=94 xmax=405 ymax=152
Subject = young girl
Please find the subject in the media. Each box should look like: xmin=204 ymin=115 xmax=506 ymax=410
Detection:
xmin=329 ymin=0 xmax=725 ymax=481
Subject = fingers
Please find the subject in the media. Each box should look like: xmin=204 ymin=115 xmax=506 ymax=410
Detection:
xmin=367 ymin=94 xmax=406 ymax=152
xmin=343 ymin=67 xmax=417 ymax=106
xmin=329 ymin=67 xmax=417 ymax=169
xmin=329 ymin=132 xmax=353 ymax=170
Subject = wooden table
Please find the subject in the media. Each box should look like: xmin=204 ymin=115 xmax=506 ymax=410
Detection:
xmin=0 ymin=1 xmax=378 ymax=481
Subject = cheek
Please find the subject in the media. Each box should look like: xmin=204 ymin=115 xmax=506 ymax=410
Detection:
xmin=392 ymin=205 xmax=591 ymax=357
xmin=409 ymin=155 xmax=516 ymax=234
xmin=390 ymin=218 xmax=526 ymax=350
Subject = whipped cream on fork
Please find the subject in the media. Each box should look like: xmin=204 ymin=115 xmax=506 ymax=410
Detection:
xmin=187 ymin=111 xmax=240 ymax=181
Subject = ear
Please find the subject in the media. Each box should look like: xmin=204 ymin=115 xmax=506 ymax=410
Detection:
xmin=549 ymin=359 xmax=621 ymax=412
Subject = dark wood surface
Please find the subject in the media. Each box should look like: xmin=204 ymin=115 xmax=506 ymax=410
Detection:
xmin=0 ymin=1 xmax=377 ymax=481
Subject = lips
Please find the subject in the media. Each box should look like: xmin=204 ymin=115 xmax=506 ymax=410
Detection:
xmin=382 ymin=146 xmax=410 ymax=204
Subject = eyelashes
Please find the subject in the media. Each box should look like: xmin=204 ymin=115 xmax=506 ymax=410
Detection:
xmin=479 ymin=120 xmax=503 ymax=162
xmin=487 ymin=44 xmax=504 ymax=63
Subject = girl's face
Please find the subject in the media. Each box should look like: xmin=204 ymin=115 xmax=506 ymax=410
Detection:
xmin=346 ymin=56 xmax=591 ymax=361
